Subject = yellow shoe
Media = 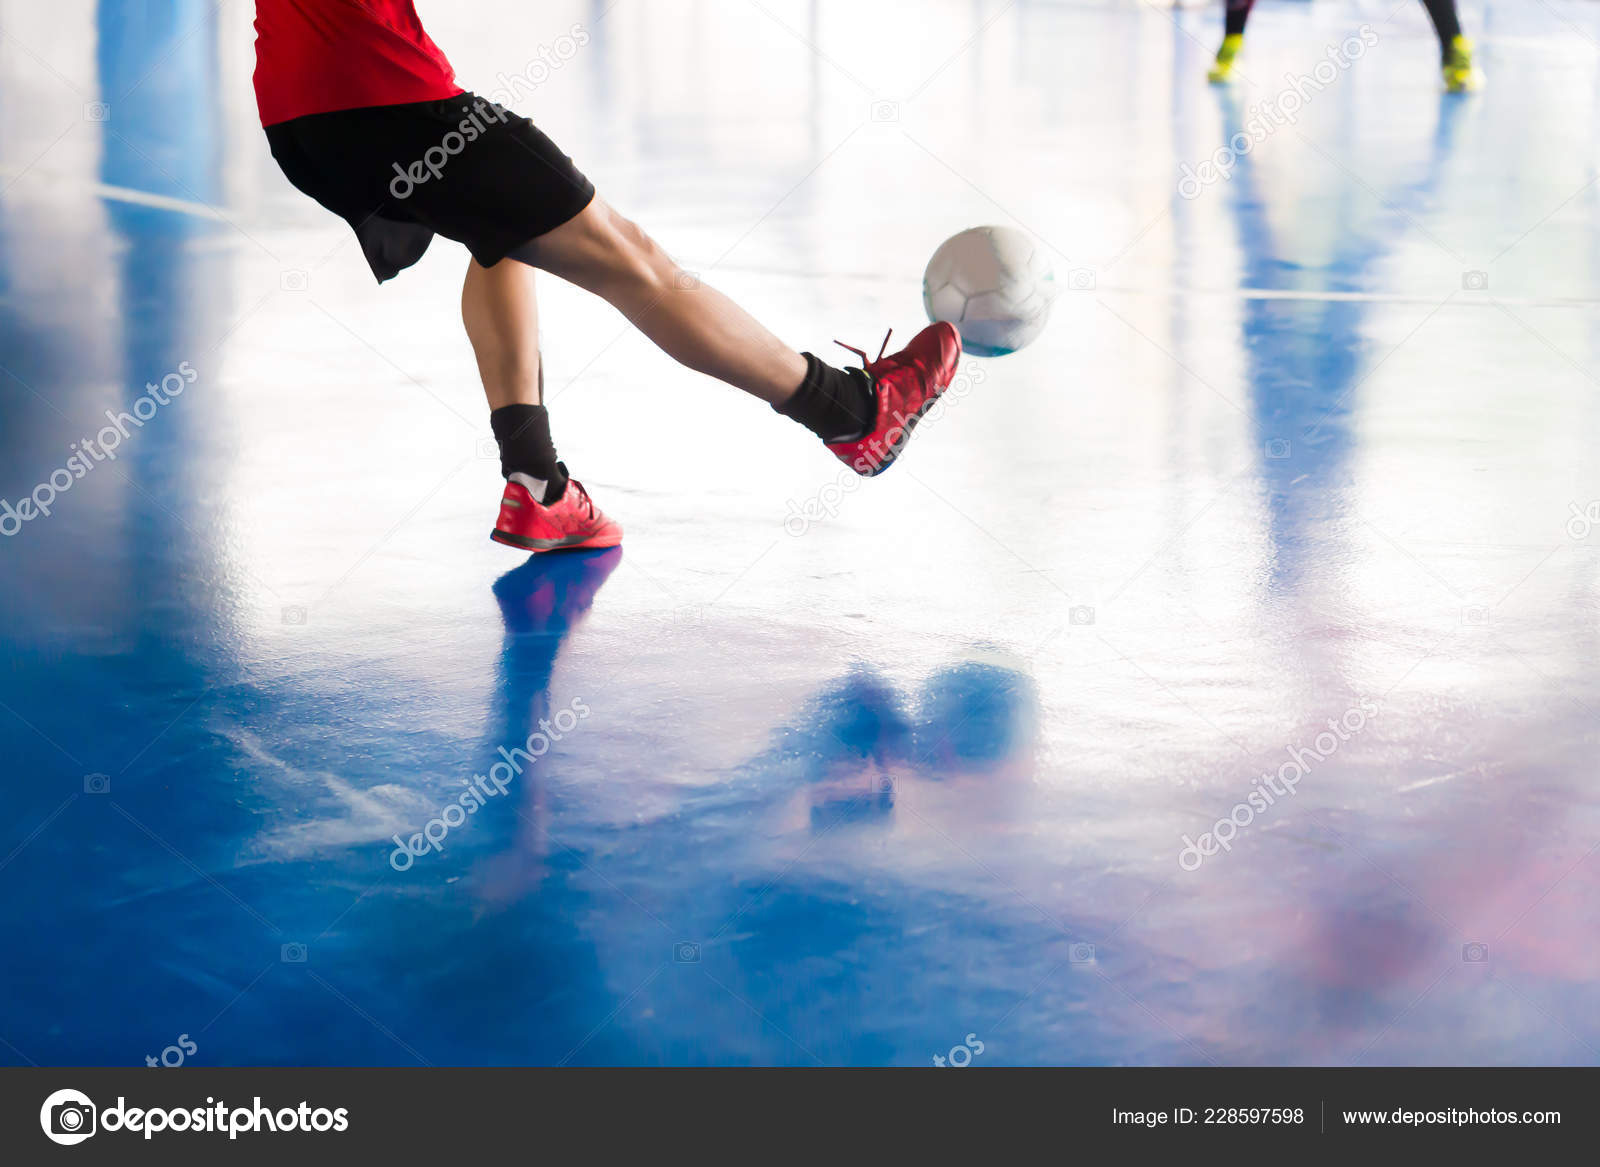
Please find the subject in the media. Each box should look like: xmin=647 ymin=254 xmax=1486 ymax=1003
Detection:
xmin=1208 ymin=34 xmax=1243 ymax=84
xmin=1442 ymin=36 xmax=1483 ymax=93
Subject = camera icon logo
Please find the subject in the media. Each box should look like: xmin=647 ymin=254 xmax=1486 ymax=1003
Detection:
xmin=673 ymin=941 xmax=701 ymax=964
xmin=280 ymin=269 xmax=309 ymax=292
xmin=673 ymin=270 xmax=701 ymax=290
xmin=1067 ymin=268 xmax=1096 ymax=291
xmin=1068 ymin=605 xmax=1096 ymax=627
xmin=1566 ymin=500 xmax=1600 ymax=541
xmin=40 ymin=1089 xmax=97 ymax=1146
xmin=1461 ymin=605 xmax=1491 ymax=627
xmin=476 ymin=437 xmax=501 ymax=461
xmin=1462 ymin=942 xmax=1489 ymax=963
xmin=1265 ymin=438 xmax=1292 ymax=460
xmin=1462 ymin=270 xmax=1489 ymax=292
xmin=282 ymin=605 xmax=308 ymax=626
xmin=281 ymin=942 xmax=308 ymax=963
xmin=1068 ymin=942 xmax=1096 ymax=964
xmin=870 ymin=100 xmax=900 ymax=122
xmin=83 ymin=773 xmax=111 ymax=795
xmin=83 ymin=102 xmax=111 ymax=122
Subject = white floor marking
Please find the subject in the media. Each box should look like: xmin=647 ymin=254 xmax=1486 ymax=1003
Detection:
xmin=7 ymin=166 xmax=1600 ymax=309
xmin=0 ymin=165 xmax=232 ymax=222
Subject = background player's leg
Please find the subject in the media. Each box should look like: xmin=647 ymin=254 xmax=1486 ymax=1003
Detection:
xmin=1225 ymin=0 xmax=1255 ymax=38
xmin=1424 ymin=0 xmax=1481 ymax=91
xmin=1210 ymin=0 xmax=1254 ymax=82
xmin=1419 ymin=0 xmax=1462 ymax=50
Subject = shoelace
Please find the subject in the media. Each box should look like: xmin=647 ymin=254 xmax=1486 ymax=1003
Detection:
xmin=833 ymin=329 xmax=892 ymax=368
xmin=568 ymin=479 xmax=596 ymax=521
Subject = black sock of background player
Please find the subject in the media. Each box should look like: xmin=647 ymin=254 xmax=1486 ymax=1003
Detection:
xmin=490 ymin=404 xmax=567 ymax=502
xmin=1419 ymin=0 xmax=1462 ymax=53
xmin=775 ymin=354 xmax=877 ymax=443
xmin=1224 ymin=0 xmax=1255 ymax=38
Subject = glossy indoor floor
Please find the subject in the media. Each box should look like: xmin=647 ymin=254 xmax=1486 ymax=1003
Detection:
xmin=4 ymin=0 xmax=1600 ymax=1066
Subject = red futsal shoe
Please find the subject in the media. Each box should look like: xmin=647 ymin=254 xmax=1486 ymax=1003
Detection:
xmin=825 ymin=322 xmax=963 ymax=477
xmin=490 ymin=468 xmax=623 ymax=552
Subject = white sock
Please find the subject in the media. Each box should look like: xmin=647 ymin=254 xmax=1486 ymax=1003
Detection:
xmin=509 ymin=471 xmax=552 ymax=504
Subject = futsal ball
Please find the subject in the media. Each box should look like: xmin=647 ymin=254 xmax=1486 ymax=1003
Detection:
xmin=922 ymin=226 xmax=1057 ymax=357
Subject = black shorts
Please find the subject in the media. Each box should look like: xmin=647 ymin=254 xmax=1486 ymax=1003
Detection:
xmin=264 ymin=92 xmax=596 ymax=282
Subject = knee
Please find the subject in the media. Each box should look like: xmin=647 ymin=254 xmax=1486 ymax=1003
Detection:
xmin=584 ymin=205 xmax=677 ymax=294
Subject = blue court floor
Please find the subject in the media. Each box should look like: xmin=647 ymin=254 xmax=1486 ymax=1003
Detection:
xmin=3 ymin=0 xmax=1600 ymax=1066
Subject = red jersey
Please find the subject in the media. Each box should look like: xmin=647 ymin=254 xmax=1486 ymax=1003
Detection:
xmin=253 ymin=0 xmax=462 ymax=126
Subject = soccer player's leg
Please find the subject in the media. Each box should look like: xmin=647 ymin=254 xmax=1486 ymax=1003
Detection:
xmin=511 ymin=198 xmax=808 ymax=406
xmin=514 ymin=197 xmax=963 ymax=478
xmin=462 ymin=257 xmax=623 ymax=552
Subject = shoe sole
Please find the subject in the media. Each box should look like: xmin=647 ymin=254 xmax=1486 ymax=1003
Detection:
xmin=490 ymin=528 xmax=622 ymax=552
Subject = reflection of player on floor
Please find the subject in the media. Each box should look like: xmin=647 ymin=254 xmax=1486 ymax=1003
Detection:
xmin=253 ymin=2 xmax=962 ymax=556
xmin=1208 ymin=0 xmax=1482 ymax=93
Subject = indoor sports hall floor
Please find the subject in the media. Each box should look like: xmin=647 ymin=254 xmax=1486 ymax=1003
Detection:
xmin=4 ymin=0 xmax=1600 ymax=1066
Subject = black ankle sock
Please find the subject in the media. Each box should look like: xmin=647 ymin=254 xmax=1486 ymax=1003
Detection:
xmin=775 ymin=354 xmax=877 ymax=443
xmin=489 ymin=404 xmax=567 ymax=502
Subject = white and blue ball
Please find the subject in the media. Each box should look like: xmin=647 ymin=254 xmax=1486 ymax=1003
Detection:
xmin=922 ymin=226 xmax=1057 ymax=357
